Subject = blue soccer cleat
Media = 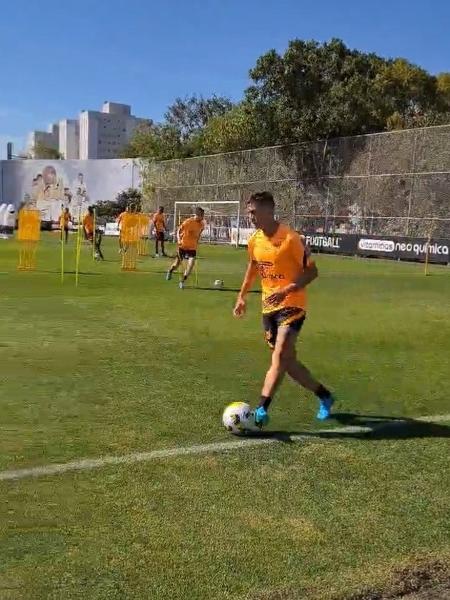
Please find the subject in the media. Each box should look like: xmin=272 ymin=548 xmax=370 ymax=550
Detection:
xmin=316 ymin=394 xmax=335 ymax=421
xmin=254 ymin=406 xmax=269 ymax=428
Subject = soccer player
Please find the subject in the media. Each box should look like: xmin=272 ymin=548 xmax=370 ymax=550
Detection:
xmin=83 ymin=206 xmax=104 ymax=260
xmin=59 ymin=206 xmax=71 ymax=244
xmin=166 ymin=206 xmax=204 ymax=289
xmin=233 ymin=192 xmax=335 ymax=427
xmin=152 ymin=206 xmax=167 ymax=257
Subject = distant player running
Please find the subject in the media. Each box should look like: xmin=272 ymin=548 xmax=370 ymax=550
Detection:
xmin=166 ymin=207 xmax=204 ymax=289
xmin=152 ymin=206 xmax=167 ymax=257
xmin=233 ymin=192 xmax=335 ymax=427
xmin=59 ymin=207 xmax=71 ymax=244
xmin=83 ymin=206 xmax=104 ymax=261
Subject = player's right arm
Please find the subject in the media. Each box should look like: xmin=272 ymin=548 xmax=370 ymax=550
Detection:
xmin=177 ymin=221 xmax=185 ymax=245
xmin=233 ymin=239 xmax=258 ymax=318
xmin=233 ymin=259 xmax=258 ymax=318
xmin=234 ymin=236 xmax=259 ymax=317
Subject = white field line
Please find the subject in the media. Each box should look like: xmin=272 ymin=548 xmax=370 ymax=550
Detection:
xmin=1 ymin=414 xmax=449 ymax=482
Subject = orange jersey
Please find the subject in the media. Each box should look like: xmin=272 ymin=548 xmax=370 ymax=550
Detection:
xmin=59 ymin=212 xmax=71 ymax=227
xmin=178 ymin=217 xmax=204 ymax=251
xmin=83 ymin=214 xmax=94 ymax=235
xmin=153 ymin=212 xmax=166 ymax=233
xmin=117 ymin=211 xmax=126 ymax=227
xmin=248 ymin=224 xmax=313 ymax=314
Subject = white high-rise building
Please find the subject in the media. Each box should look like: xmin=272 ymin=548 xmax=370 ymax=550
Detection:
xmin=59 ymin=119 xmax=79 ymax=159
xmin=27 ymin=102 xmax=149 ymax=159
xmin=79 ymin=102 xmax=148 ymax=159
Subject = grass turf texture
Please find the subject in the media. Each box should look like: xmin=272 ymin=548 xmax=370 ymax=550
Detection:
xmin=0 ymin=233 xmax=449 ymax=599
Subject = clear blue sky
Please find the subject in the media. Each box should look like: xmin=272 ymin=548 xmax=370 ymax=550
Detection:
xmin=0 ymin=0 xmax=449 ymax=157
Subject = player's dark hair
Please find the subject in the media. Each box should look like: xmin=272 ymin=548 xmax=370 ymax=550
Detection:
xmin=195 ymin=206 xmax=205 ymax=216
xmin=248 ymin=191 xmax=275 ymax=210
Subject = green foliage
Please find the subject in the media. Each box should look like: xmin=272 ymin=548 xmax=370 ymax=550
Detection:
xmin=126 ymin=38 xmax=450 ymax=161
xmin=165 ymin=94 xmax=233 ymax=140
xmin=32 ymin=142 xmax=63 ymax=159
xmin=387 ymin=109 xmax=450 ymax=131
xmin=201 ymin=103 xmax=266 ymax=153
xmin=437 ymin=72 xmax=450 ymax=108
xmin=121 ymin=96 xmax=234 ymax=160
xmin=95 ymin=188 xmax=142 ymax=218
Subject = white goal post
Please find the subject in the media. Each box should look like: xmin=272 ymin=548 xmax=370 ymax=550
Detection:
xmin=173 ymin=201 xmax=241 ymax=248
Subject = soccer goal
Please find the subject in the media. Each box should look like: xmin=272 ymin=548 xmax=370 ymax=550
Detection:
xmin=173 ymin=201 xmax=241 ymax=248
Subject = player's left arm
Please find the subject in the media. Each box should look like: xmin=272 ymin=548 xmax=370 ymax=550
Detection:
xmin=285 ymin=236 xmax=318 ymax=293
xmin=265 ymin=235 xmax=317 ymax=307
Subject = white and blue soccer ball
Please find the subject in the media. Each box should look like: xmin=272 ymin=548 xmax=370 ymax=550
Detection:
xmin=222 ymin=402 xmax=258 ymax=435
xmin=214 ymin=279 xmax=224 ymax=289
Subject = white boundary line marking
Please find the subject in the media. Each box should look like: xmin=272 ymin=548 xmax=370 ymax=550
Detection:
xmin=1 ymin=414 xmax=449 ymax=482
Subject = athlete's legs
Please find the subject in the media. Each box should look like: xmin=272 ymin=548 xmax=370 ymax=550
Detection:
xmin=261 ymin=326 xmax=296 ymax=401
xmin=168 ymin=254 xmax=181 ymax=275
xmin=182 ymin=257 xmax=196 ymax=281
xmin=286 ymin=355 xmax=322 ymax=393
xmin=257 ymin=324 xmax=334 ymax=423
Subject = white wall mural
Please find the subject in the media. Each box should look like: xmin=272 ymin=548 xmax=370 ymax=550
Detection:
xmin=0 ymin=159 xmax=140 ymax=222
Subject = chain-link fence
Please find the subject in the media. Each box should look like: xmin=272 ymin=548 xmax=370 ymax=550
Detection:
xmin=143 ymin=124 xmax=450 ymax=238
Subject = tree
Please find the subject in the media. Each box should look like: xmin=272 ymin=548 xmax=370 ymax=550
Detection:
xmin=201 ymin=103 xmax=266 ymax=153
xmin=244 ymin=39 xmax=441 ymax=144
xmin=437 ymin=72 xmax=450 ymax=108
xmin=165 ymin=95 xmax=233 ymax=140
xmin=374 ymin=58 xmax=437 ymax=122
xmin=120 ymin=122 xmax=186 ymax=160
xmin=95 ymin=188 xmax=142 ymax=218
xmin=31 ymin=142 xmax=63 ymax=159
xmin=126 ymin=38 xmax=450 ymax=159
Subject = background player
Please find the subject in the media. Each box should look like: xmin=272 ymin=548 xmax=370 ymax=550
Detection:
xmin=166 ymin=206 xmax=204 ymax=289
xmin=59 ymin=206 xmax=71 ymax=244
xmin=233 ymin=191 xmax=335 ymax=427
xmin=83 ymin=206 xmax=104 ymax=261
xmin=152 ymin=206 xmax=168 ymax=257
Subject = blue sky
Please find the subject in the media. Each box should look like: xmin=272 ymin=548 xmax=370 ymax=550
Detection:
xmin=0 ymin=0 xmax=449 ymax=158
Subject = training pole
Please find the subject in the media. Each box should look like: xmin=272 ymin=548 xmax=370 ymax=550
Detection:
xmin=92 ymin=208 xmax=96 ymax=259
xmin=60 ymin=226 xmax=64 ymax=284
xmin=424 ymin=234 xmax=431 ymax=276
xmin=75 ymin=208 xmax=82 ymax=287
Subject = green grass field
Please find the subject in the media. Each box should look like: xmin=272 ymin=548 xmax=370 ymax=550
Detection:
xmin=1 ymin=233 xmax=449 ymax=599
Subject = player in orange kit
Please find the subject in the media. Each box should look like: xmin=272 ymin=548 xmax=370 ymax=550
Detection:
xmin=166 ymin=206 xmax=204 ymax=289
xmin=152 ymin=206 xmax=168 ymax=257
xmin=233 ymin=192 xmax=335 ymax=426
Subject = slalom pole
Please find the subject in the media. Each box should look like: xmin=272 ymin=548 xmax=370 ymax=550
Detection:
xmin=60 ymin=224 xmax=64 ymax=284
xmin=75 ymin=208 xmax=82 ymax=287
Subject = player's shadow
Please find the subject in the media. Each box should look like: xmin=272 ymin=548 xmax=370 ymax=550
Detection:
xmin=39 ymin=269 xmax=104 ymax=276
xmin=257 ymin=413 xmax=450 ymax=442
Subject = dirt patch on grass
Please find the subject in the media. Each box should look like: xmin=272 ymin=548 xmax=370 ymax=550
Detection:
xmin=344 ymin=560 xmax=450 ymax=600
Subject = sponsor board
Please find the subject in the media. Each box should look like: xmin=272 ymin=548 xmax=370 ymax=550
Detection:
xmin=304 ymin=232 xmax=449 ymax=264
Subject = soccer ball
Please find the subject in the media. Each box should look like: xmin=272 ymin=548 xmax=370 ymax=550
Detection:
xmin=214 ymin=279 xmax=224 ymax=289
xmin=222 ymin=402 xmax=257 ymax=435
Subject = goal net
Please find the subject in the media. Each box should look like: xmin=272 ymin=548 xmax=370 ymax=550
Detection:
xmin=173 ymin=201 xmax=241 ymax=247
